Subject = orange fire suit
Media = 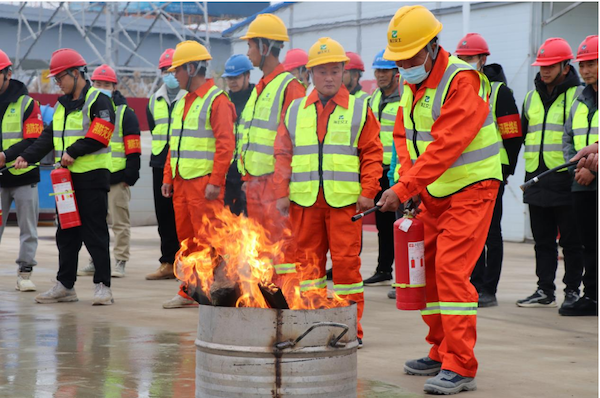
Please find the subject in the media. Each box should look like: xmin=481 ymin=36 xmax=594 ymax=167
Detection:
xmin=391 ymin=48 xmax=500 ymax=377
xmin=243 ymin=64 xmax=306 ymax=270
xmin=274 ymin=86 xmax=383 ymax=339
xmin=163 ymin=79 xmax=236 ymax=299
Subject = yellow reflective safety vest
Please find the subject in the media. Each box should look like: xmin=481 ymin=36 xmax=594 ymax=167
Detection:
xmin=1 ymin=94 xmax=38 ymax=175
xmin=238 ymin=72 xmax=295 ymax=177
xmin=148 ymin=93 xmax=171 ymax=156
xmin=399 ymin=56 xmax=502 ymax=198
xmin=109 ymin=104 xmax=128 ymax=173
xmin=370 ymin=88 xmax=399 ymax=166
xmin=285 ymin=94 xmax=368 ymax=208
xmin=53 ymin=87 xmax=112 ymax=173
xmin=569 ymin=96 xmax=598 ymax=152
xmin=490 ymin=81 xmax=509 ymax=166
xmin=352 ymin=89 xmax=370 ymax=102
xmin=523 ymin=86 xmax=578 ymax=172
xmin=169 ymin=86 xmax=222 ymax=180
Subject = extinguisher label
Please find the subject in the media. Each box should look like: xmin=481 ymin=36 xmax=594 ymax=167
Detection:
xmin=53 ymin=182 xmax=77 ymax=214
xmin=408 ymin=241 xmax=425 ymax=286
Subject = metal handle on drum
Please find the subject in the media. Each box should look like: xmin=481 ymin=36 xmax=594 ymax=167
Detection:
xmin=275 ymin=322 xmax=350 ymax=350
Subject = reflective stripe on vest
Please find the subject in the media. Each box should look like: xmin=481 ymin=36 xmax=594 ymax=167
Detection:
xmin=523 ymin=86 xmax=578 ymax=172
xmin=109 ymin=105 xmax=127 ymax=173
xmin=420 ymin=301 xmax=478 ymax=316
xmin=570 ymin=98 xmax=599 ymax=152
xmin=490 ymin=81 xmax=509 ymax=165
xmin=53 ymin=87 xmax=112 ymax=173
xmin=169 ymin=86 xmax=222 ymax=180
xmin=400 ymin=56 xmax=502 ymax=198
xmin=286 ymin=95 xmax=368 ymax=208
xmin=1 ymin=95 xmax=38 ymax=175
xmin=238 ymin=73 xmax=295 ymax=176
xmin=353 ymin=89 xmax=370 ymax=102
xmin=370 ymin=88 xmax=399 ymax=166
xmin=149 ymin=94 xmax=171 ymax=156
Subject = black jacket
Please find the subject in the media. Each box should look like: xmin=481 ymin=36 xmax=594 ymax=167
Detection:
xmin=371 ymin=86 xmax=400 ymax=171
xmin=227 ymin=83 xmax=255 ymax=185
xmin=111 ymin=91 xmax=140 ymax=186
xmin=483 ymin=64 xmax=522 ymax=180
xmin=20 ymin=82 xmax=115 ymax=191
xmin=0 ymin=79 xmax=40 ymax=188
xmin=522 ymin=67 xmax=581 ymax=207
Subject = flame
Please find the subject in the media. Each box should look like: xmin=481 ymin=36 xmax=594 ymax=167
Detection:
xmin=174 ymin=205 xmax=349 ymax=310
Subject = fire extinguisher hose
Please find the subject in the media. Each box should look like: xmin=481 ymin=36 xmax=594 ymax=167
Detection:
xmin=0 ymin=165 xmax=14 ymax=175
xmin=520 ymin=160 xmax=579 ymax=191
xmin=351 ymin=206 xmax=380 ymax=222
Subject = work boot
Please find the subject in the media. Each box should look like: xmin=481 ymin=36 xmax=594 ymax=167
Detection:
xmin=559 ymin=296 xmax=598 ymax=316
xmin=404 ymin=356 xmax=442 ymax=376
xmin=16 ymin=272 xmax=36 ymax=292
xmin=516 ymin=289 xmax=557 ymax=308
xmin=35 ymin=282 xmax=78 ymax=304
xmin=363 ymin=271 xmax=393 ymax=286
xmin=357 ymin=338 xmax=363 ymax=349
xmin=387 ymin=288 xmax=396 ymax=299
xmin=93 ymin=283 xmax=114 ymax=305
xmin=478 ymin=292 xmax=498 ymax=308
xmin=112 ymin=260 xmax=126 ymax=278
xmin=326 ymin=268 xmax=333 ymax=281
xmin=162 ymin=294 xmax=199 ymax=309
xmin=146 ymin=263 xmax=176 ymax=280
xmin=77 ymin=259 xmax=95 ymax=276
xmin=423 ymin=370 xmax=477 ymax=395
xmin=560 ymin=289 xmax=579 ymax=309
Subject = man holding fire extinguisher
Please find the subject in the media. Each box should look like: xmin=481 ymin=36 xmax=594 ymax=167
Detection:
xmin=14 ymin=48 xmax=116 ymax=306
xmin=377 ymin=6 xmax=502 ymax=395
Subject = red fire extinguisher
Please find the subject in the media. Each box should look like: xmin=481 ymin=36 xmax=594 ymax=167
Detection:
xmin=50 ymin=167 xmax=81 ymax=229
xmin=393 ymin=201 xmax=426 ymax=311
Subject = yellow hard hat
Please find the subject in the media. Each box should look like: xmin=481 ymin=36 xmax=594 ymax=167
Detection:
xmin=241 ymin=13 xmax=289 ymax=42
xmin=383 ymin=5 xmax=443 ymax=61
xmin=168 ymin=40 xmax=212 ymax=71
xmin=306 ymin=37 xmax=350 ymax=68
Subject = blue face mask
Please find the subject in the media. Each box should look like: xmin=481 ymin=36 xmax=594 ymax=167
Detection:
xmin=162 ymin=73 xmax=180 ymax=89
xmin=398 ymin=53 xmax=430 ymax=84
xmin=469 ymin=62 xmax=480 ymax=71
xmin=98 ymin=88 xmax=112 ymax=98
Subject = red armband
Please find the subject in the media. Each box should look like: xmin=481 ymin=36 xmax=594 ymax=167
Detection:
xmin=497 ymin=114 xmax=522 ymax=139
xmin=86 ymin=118 xmax=114 ymax=146
xmin=124 ymin=135 xmax=142 ymax=155
xmin=23 ymin=119 xmax=43 ymax=139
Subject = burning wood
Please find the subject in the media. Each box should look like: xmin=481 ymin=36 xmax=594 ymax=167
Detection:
xmin=258 ymin=282 xmax=289 ymax=310
xmin=209 ymin=254 xmax=241 ymax=307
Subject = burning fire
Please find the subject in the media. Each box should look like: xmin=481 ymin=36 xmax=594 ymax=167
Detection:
xmin=174 ymin=205 xmax=349 ymax=310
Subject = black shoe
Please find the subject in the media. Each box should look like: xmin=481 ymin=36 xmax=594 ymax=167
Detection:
xmin=516 ymin=289 xmax=557 ymax=308
xmin=357 ymin=338 xmax=363 ymax=349
xmin=388 ymin=288 xmax=396 ymax=299
xmin=478 ymin=292 xmax=498 ymax=308
xmin=559 ymin=296 xmax=598 ymax=316
xmin=363 ymin=271 xmax=393 ymax=286
xmin=326 ymin=268 xmax=333 ymax=281
xmin=561 ymin=290 xmax=579 ymax=309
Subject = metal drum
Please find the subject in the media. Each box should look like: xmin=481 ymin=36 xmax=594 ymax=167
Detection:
xmin=195 ymin=304 xmax=358 ymax=398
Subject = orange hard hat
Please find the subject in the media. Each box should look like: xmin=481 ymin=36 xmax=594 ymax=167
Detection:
xmin=0 ymin=49 xmax=12 ymax=71
xmin=48 ymin=48 xmax=87 ymax=77
xmin=284 ymin=48 xmax=308 ymax=71
xmin=345 ymin=52 xmax=365 ymax=71
xmin=455 ymin=33 xmax=490 ymax=56
xmin=91 ymin=64 xmax=118 ymax=83
xmin=575 ymin=35 xmax=598 ymax=62
xmin=158 ymin=48 xmax=175 ymax=69
xmin=532 ymin=38 xmax=574 ymax=66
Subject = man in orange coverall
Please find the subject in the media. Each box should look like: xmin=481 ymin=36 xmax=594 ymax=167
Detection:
xmin=160 ymin=41 xmax=235 ymax=309
xmin=274 ymin=37 xmax=383 ymax=348
xmin=237 ymin=14 xmax=306 ymax=277
xmin=377 ymin=6 xmax=502 ymax=395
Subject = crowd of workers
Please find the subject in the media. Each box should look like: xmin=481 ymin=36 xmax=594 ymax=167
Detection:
xmin=0 ymin=4 xmax=596 ymax=395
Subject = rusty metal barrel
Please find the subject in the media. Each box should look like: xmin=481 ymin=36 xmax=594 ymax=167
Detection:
xmin=195 ymin=304 xmax=358 ymax=398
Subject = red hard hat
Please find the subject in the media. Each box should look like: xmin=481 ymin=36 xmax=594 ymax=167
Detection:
xmin=48 ymin=48 xmax=87 ymax=77
xmin=345 ymin=52 xmax=365 ymax=71
xmin=91 ymin=64 xmax=118 ymax=83
xmin=158 ymin=49 xmax=175 ymax=69
xmin=0 ymin=49 xmax=12 ymax=70
xmin=284 ymin=48 xmax=308 ymax=71
xmin=575 ymin=35 xmax=598 ymax=62
xmin=532 ymin=38 xmax=574 ymax=66
xmin=455 ymin=33 xmax=490 ymax=56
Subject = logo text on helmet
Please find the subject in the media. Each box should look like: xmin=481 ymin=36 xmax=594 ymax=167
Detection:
xmin=390 ymin=30 xmax=401 ymax=44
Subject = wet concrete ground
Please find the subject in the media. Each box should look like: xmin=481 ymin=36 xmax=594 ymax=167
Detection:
xmin=0 ymin=225 xmax=597 ymax=397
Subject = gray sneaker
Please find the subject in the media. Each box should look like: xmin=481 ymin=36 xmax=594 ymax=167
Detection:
xmin=424 ymin=369 xmax=477 ymax=395
xmin=388 ymin=288 xmax=396 ymax=299
xmin=16 ymin=272 xmax=37 ymax=292
xmin=35 ymin=282 xmax=78 ymax=304
xmin=77 ymin=259 xmax=95 ymax=276
xmin=112 ymin=260 xmax=126 ymax=278
xmin=405 ymin=356 xmax=442 ymax=376
xmin=93 ymin=283 xmax=114 ymax=305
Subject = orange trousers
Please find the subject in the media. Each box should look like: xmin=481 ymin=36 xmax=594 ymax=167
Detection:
xmin=418 ymin=179 xmax=499 ymax=378
xmin=289 ymin=191 xmax=365 ymax=339
xmin=172 ymin=174 xmax=224 ymax=299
